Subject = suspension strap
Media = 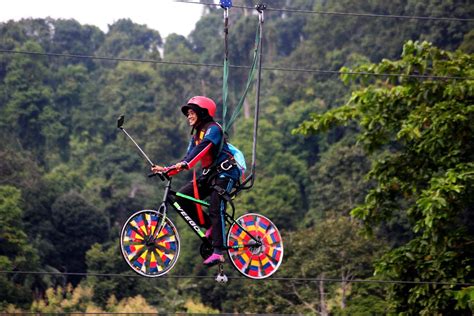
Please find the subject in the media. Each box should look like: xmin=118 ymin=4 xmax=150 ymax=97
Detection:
xmin=222 ymin=5 xmax=230 ymax=132
xmin=225 ymin=23 xmax=260 ymax=132
xmin=248 ymin=3 xmax=266 ymax=187
xmin=215 ymin=2 xmax=266 ymax=189
xmin=220 ymin=4 xmax=263 ymax=133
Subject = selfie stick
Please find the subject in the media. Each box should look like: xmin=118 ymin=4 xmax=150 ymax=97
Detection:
xmin=117 ymin=115 xmax=155 ymax=166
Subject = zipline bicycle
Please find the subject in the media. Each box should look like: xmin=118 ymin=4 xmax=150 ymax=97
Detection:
xmin=117 ymin=114 xmax=283 ymax=280
xmin=120 ymin=166 xmax=283 ymax=280
xmin=119 ymin=2 xmax=280 ymax=280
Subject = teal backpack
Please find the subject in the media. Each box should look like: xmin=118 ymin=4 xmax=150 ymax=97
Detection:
xmin=226 ymin=142 xmax=247 ymax=179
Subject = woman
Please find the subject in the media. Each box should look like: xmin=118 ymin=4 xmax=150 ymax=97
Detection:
xmin=151 ymin=96 xmax=240 ymax=266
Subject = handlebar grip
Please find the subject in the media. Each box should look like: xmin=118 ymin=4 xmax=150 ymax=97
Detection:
xmin=149 ymin=165 xmax=178 ymax=181
xmin=148 ymin=172 xmax=165 ymax=181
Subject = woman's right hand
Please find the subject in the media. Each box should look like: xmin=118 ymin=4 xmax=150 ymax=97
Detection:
xmin=151 ymin=165 xmax=165 ymax=173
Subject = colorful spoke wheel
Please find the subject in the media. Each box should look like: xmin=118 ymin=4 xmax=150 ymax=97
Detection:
xmin=120 ymin=210 xmax=180 ymax=277
xmin=227 ymin=213 xmax=283 ymax=279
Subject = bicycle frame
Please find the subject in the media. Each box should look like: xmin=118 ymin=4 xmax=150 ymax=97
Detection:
xmin=118 ymin=114 xmax=283 ymax=279
xmin=153 ymin=174 xmax=262 ymax=251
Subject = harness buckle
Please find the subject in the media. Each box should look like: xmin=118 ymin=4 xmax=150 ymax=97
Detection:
xmin=220 ymin=159 xmax=233 ymax=171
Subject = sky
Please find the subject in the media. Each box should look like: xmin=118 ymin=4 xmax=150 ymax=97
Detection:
xmin=0 ymin=0 xmax=206 ymax=38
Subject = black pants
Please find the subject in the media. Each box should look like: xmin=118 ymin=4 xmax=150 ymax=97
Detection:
xmin=175 ymin=174 xmax=234 ymax=250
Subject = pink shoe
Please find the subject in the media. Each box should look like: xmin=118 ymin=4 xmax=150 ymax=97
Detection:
xmin=205 ymin=227 xmax=212 ymax=239
xmin=203 ymin=253 xmax=225 ymax=266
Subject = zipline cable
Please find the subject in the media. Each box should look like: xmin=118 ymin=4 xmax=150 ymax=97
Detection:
xmin=0 ymin=49 xmax=471 ymax=80
xmin=1 ymin=270 xmax=472 ymax=286
xmin=174 ymin=0 xmax=474 ymax=22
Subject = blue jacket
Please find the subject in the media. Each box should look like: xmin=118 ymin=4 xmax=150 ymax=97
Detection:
xmin=182 ymin=122 xmax=240 ymax=181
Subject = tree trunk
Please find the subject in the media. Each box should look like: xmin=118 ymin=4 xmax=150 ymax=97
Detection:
xmin=319 ymin=274 xmax=328 ymax=316
xmin=341 ymin=271 xmax=352 ymax=310
xmin=341 ymin=279 xmax=347 ymax=310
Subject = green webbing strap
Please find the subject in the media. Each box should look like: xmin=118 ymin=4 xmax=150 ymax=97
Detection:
xmin=217 ymin=5 xmax=261 ymax=170
xmin=222 ymin=8 xmax=230 ymax=132
xmin=222 ymin=58 xmax=230 ymax=131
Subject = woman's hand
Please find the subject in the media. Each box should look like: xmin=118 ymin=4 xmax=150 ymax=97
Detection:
xmin=174 ymin=161 xmax=188 ymax=170
xmin=151 ymin=162 xmax=187 ymax=176
xmin=151 ymin=165 xmax=165 ymax=173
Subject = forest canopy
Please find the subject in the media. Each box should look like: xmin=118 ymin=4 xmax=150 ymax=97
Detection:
xmin=0 ymin=0 xmax=473 ymax=314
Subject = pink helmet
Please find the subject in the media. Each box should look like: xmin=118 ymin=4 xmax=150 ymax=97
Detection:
xmin=181 ymin=96 xmax=217 ymax=118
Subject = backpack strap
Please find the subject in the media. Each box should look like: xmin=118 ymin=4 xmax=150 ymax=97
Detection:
xmin=200 ymin=121 xmax=227 ymax=164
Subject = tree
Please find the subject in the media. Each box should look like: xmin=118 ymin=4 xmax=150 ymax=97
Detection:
xmin=0 ymin=185 xmax=39 ymax=309
xmin=268 ymin=0 xmax=474 ymax=110
xmin=239 ymin=217 xmax=387 ymax=314
xmin=1 ymin=40 xmax=53 ymax=160
xmin=50 ymin=192 xmax=109 ymax=279
xmin=50 ymin=19 xmax=104 ymax=61
xmin=295 ymin=41 xmax=474 ymax=314
xmin=97 ymin=19 xmax=162 ymax=59
xmin=29 ymin=283 xmax=158 ymax=313
xmin=305 ymin=139 xmax=372 ymax=225
xmin=85 ymin=242 xmax=193 ymax=313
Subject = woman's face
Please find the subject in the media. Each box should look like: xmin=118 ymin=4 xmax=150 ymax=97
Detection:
xmin=186 ymin=109 xmax=198 ymax=126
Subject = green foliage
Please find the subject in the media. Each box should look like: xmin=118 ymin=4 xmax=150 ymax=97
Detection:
xmin=85 ymin=242 xmax=141 ymax=305
xmin=458 ymin=30 xmax=474 ymax=54
xmin=296 ymin=41 xmax=474 ymax=314
xmin=85 ymin=241 xmax=191 ymax=313
xmin=454 ymin=286 xmax=474 ymax=311
xmin=31 ymin=284 xmax=99 ymax=313
xmin=294 ymin=104 xmax=360 ymax=136
xmin=1 ymin=40 xmax=53 ymax=160
xmin=305 ymin=140 xmax=372 ymax=224
xmin=0 ymin=2 xmax=472 ymax=312
xmin=237 ymin=173 xmax=302 ymax=229
xmin=0 ymin=185 xmax=39 ymax=309
xmin=97 ymin=19 xmax=162 ymax=58
xmin=51 ymin=19 xmax=104 ymax=58
xmin=241 ymin=217 xmax=387 ymax=314
xmin=183 ymin=298 xmax=219 ymax=314
xmin=0 ymin=186 xmax=27 ymax=256
xmin=50 ymin=192 xmax=109 ymax=275
xmin=29 ymin=283 xmax=158 ymax=313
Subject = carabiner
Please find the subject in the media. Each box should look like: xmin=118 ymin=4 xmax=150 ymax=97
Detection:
xmin=256 ymin=3 xmax=266 ymax=23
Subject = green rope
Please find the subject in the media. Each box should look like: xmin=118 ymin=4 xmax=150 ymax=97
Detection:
xmin=222 ymin=57 xmax=230 ymax=131
xmin=223 ymin=22 xmax=261 ymax=134
xmin=216 ymin=9 xmax=261 ymax=165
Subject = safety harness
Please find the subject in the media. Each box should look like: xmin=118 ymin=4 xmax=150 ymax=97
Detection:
xmin=191 ymin=121 xmax=237 ymax=225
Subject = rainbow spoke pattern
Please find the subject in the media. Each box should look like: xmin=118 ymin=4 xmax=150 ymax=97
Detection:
xmin=227 ymin=213 xmax=283 ymax=279
xmin=121 ymin=210 xmax=180 ymax=277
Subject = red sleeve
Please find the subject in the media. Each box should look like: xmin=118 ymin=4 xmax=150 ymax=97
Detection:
xmin=183 ymin=140 xmax=213 ymax=169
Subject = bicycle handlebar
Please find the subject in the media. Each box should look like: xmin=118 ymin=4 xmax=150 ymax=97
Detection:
xmin=148 ymin=172 xmax=166 ymax=181
xmin=148 ymin=165 xmax=179 ymax=181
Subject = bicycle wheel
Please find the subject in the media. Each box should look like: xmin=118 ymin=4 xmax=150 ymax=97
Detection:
xmin=227 ymin=213 xmax=283 ymax=279
xmin=120 ymin=210 xmax=180 ymax=277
